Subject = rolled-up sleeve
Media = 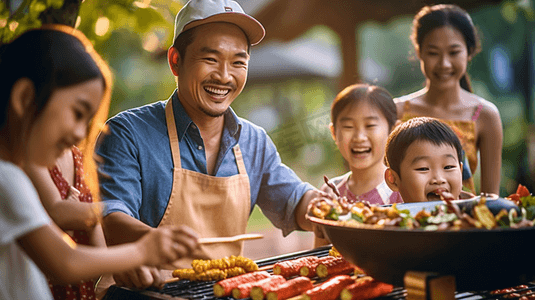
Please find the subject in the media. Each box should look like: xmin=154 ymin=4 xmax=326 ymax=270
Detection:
xmin=96 ymin=117 xmax=143 ymax=220
xmin=252 ymin=131 xmax=314 ymax=236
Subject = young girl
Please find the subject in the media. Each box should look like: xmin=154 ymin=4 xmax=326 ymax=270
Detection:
xmin=23 ymin=20 xmax=113 ymax=299
xmin=315 ymin=83 xmax=402 ymax=247
xmin=395 ymin=4 xmax=503 ymax=195
xmin=0 ymin=25 xmax=198 ymax=300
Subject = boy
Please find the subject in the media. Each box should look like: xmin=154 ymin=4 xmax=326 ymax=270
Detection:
xmin=384 ymin=117 xmax=464 ymax=202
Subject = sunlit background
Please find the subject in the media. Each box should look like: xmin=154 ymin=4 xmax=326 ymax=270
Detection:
xmin=1 ymin=0 xmax=534 ymax=258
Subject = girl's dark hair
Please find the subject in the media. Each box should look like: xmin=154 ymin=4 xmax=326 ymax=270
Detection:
xmin=0 ymin=25 xmax=107 ymax=128
xmin=331 ymin=83 xmax=397 ymax=131
xmin=411 ymin=4 xmax=481 ymax=92
xmin=0 ymin=24 xmax=112 ymax=199
xmin=385 ymin=117 xmax=463 ymax=178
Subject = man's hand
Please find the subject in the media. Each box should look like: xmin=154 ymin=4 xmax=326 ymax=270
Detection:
xmin=294 ymin=189 xmax=329 ymax=232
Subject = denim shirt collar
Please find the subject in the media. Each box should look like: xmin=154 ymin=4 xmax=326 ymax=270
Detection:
xmin=170 ymin=90 xmax=242 ymax=143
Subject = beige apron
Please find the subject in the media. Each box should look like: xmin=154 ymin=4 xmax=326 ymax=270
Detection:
xmin=160 ymin=99 xmax=251 ymax=269
xmin=95 ymin=100 xmax=251 ymax=295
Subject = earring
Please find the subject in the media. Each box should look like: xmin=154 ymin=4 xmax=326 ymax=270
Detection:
xmin=387 ymin=171 xmax=394 ymax=184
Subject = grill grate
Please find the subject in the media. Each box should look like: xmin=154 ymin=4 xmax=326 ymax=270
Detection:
xmin=103 ymin=246 xmax=535 ymax=300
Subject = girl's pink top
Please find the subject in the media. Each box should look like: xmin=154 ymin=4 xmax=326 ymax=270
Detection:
xmin=324 ymin=172 xmax=403 ymax=205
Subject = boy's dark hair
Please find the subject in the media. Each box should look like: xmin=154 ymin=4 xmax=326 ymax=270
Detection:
xmin=385 ymin=117 xmax=463 ymax=177
xmin=331 ymin=83 xmax=397 ymax=131
xmin=411 ymin=4 xmax=481 ymax=92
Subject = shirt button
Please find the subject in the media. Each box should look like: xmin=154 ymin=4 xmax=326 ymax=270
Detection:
xmin=197 ymin=145 xmax=203 ymax=150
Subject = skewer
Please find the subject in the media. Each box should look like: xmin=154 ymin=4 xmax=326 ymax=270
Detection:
xmin=258 ymin=264 xmax=273 ymax=271
xmin=164 ymin=277 xmax=180 ymax=284
xmin=163 ymin=264 xmax=273 ymax=285
xmin=323 ymin=175 xmax=340 ymax=197
xmin=199 ymin=233 xmax=264 ymax=244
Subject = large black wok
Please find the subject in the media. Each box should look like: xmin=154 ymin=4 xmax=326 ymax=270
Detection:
xmin=308 ymin=197 xmax=535 ymax=291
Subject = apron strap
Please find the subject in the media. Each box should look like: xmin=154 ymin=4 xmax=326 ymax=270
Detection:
xmin=233 ymin=145 xmax=247 ymax=175
xmin=167 ymin=97 xmax=246 ymax=175
xmin=165 ymin=99 xmax=182 ymax=169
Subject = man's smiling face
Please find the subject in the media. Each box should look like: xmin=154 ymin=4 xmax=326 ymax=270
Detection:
xmin=176 ymin=22 xmax=249 ymax=119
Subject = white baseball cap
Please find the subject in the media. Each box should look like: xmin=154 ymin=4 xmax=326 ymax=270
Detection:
xmin=173 ymin=0 xmax=265 ymax=46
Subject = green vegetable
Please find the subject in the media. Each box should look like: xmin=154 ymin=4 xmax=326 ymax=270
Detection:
xmin=351 ymin=213 xmax=364 ymax=223
xmin=399 ymin=217 xmax=416 ymax=229
xmin=521 ymin=195 xmax=535 ymax=208
xmin=426 ymin=213 xmax=457 ymax=224
xmin=326 ymin=208 xmax=340 ymax=220
xmin=525 ymin=206 xmax=535 ymax=221
xmin=424 ymin=225 xmax=439 ymax=231
xmin=520 ymin=195 xmax=535 ymax=220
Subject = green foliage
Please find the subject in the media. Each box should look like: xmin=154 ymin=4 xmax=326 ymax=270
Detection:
xmin=77 ymin=0 xmax=177 ymax=49
xmin=0 ymin=0 xmax=180 ymax=51
xmin=0 ymin=0 xmax=57 ymax=44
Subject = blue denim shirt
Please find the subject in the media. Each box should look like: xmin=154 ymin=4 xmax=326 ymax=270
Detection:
xmin=96 ymin=91 xmax=314 ymax=236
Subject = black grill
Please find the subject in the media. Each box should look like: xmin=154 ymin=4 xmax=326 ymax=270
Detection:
xmin=102 ymin=246 xmax=535 ymax=300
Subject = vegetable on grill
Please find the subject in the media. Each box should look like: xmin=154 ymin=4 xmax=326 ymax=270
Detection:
xmin=172 ymin=266 xmax=247 ymax=281
xmin=232 ymin=275 xmax=286 ymax=299
xmin=265 ymin=276 xmax=313 ymax=300
xmin=213 ymin=271 xmax=271 ymax=297
xmin=250 ymin=275 xmax=288 ymax=300
xmin=340 ymin=277 xmax=394 ymax=300
xmin=299 ymin=256 xmax=336 ymax=278
xmin=316 ymin=257 xmax=355 ymax=278
xmin=302 ymin=275 xmax=355 ymax=300
xmin=192 ymin=255 xmax=258 ymax=273
xmin=273 ymin=256 xmax=321 ymax=278
xmin=172 ymin=255 xmax=258 ymax=282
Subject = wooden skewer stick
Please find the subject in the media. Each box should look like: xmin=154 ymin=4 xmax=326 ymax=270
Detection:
xmin=258 ymin=265 xmax=273 ymax=271
xmin=199 ymin=233 xmax=264 ymax=244
xmin=323 ymin=175 xmax=340 ymax=197
xmin=164 ymin=277 xmax=180 ymax=284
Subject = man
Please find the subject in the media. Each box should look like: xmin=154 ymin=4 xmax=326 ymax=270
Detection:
xmin=96 ymin=0 xmax=319 ymax=289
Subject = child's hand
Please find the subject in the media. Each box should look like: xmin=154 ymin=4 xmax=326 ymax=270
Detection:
xmin=460 ymin=190 xmax=476 ymax=199
xmin=137 ymin=225 xmax=199 ymax=267
xmin=65 ymin=186 xmax=104 ymax=229
xmin=65 ymin=186 xmax=80 ymax=202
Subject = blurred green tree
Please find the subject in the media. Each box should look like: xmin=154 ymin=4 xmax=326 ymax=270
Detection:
xmin=0 ymin=0 xmax=180 ymax=47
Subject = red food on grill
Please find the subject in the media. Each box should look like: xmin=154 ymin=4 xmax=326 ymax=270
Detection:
xmin=492 ymin=284 xmax=533 ymax=299
xmin=248 ymin=275 xmax=287 ymax=300
xmin=273 ymin=256 xmax=320 ymax=278
xmin=265 ymin=276 xmax=314 ymax=300
xmin=302 ymin=274 xmax=355 ymax=300
xmin=299 ymin=256 xmax=336 ymax=278
xmin=232 ymin=275 xmax=286 ymax=299
xmin=316 ymin=257 xmax=354 ymax=278
xmin=340 ymin=277 xmax=394 ymax=300
xmin=213 ymin=271 xmax=270 ymax=297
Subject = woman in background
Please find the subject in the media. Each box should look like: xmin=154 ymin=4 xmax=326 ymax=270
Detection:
xmin=395 ymin=4 xmax=502 ymax=195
